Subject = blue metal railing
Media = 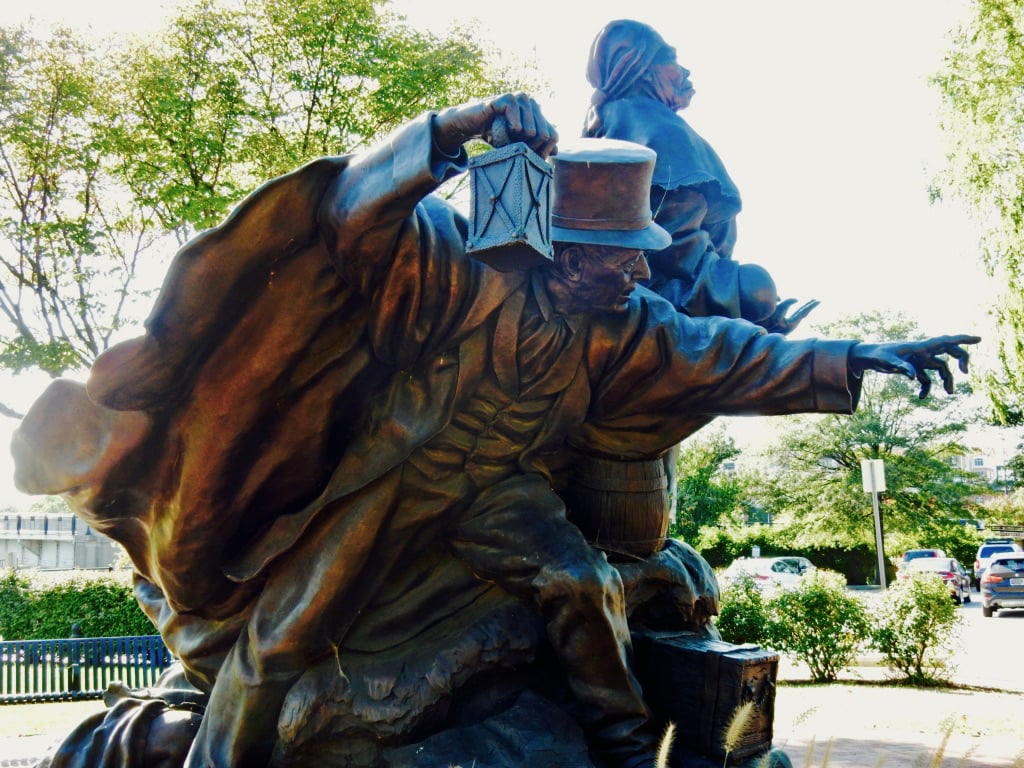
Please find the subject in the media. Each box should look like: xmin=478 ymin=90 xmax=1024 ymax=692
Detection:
xmin=0 ymin=635 xmax=172 ymax=703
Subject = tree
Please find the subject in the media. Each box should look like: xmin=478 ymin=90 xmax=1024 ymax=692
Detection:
xmin=763 ymin=311 xmax=986 ymax=548
xmin=931 ymin=0 xmax=1024 ymax=424
xmin=670 ymin=428 xmax=746 ymax=542
xmin=0 ymin=0 xmax=541 ymax=417
xmin=107 ymin=0 xmax=535 ymax=241
xmin=0 ymin=28 xmax=155 ymax=404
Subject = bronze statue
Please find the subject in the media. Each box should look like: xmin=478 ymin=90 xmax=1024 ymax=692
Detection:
xmin=13 ymin=93 xmax=976 ymax=768
xmin=584 ymin=19 xmax=817 ymax=334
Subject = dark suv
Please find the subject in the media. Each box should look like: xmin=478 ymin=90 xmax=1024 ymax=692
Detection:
xmin=980 ymin=551 xmax=1024 ymax=617
xmin=974 ymin=539 xmax=1023 ymax=589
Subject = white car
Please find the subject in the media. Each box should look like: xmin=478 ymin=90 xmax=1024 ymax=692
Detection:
xmin=719 ymin=556 xmax=816 ymax=592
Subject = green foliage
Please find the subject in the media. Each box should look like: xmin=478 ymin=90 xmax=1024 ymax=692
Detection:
xmin=764 ymin=311 xmax=984 ymax=549
xmin=106 ymin=0 xmax=540 ymax=241
xmin=670 ymin=429 xmax=744 ymax=542
xmin=870 ymin=572 xmax=963 ymax=685
xmin=715 ymin=575 xmax=771 ymax=645
xmin=0 ymin=571 xmax=35 ymax=640
xmin=887 ymin=519 xmax=985 ymax=572
xmin=0 ymin=569 xmax=154 ymax=640
xmin=0 ymin=0 xmax=541 ymax=406
xmin=0 ymin=26 xmax=146 ymax=385
xmin=764 ymin=570 xmax=871 ymax=683
xmin=694 ymin=525 xmax=779 ymax=569
xmin=696 ymin=525 xmax=887 ymax=584
xmin=932 ymin=0 xmax=1024 ymax=423
xmin=983 ymin=489 xmax=1024 ymax=527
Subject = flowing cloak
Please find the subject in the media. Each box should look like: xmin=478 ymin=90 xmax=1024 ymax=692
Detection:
xmin=12 ymin=113 xmax=861 ymax=693
xmin=10 ymin=151 xmax=397 ymax=684
xmin=585 ymin=96 xmax=748 ymax=318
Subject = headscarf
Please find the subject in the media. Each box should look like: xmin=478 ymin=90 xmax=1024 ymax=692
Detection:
xmin=581 ymin=20 xmax=741 ymax=221
xmin=584 ymin=19 xmax=674 ymax=135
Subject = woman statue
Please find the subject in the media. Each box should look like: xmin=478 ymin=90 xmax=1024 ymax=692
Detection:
xmin=584 ymin=18 xmax=816 ymax=333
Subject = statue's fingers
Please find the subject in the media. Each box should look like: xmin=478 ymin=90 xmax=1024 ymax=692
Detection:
xmin=949 ymin=334 xmax=981 ymax=346
xmin=946 ymin=344 xmax=972 ymax=374
xmin=532 ymin=134 xmax=559 ymax=160
xmin=935 ymin=359 xmax=955 ymax=394
xmin=917 ymin=369 xmax=932 ymax=399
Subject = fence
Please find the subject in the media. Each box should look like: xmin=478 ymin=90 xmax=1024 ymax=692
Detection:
xmin=0 ymin=635 xmax=172 ymax=703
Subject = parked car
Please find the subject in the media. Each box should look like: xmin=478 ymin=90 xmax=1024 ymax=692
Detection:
xmin=973 ymin=539 xmax=1023 ymax=589
xmin=718 ymin=556 xmax=816 ymax=592
xmin=895 ymin=548 xmax=946 ymax=577
xmin=900 ymin=548 xmax=946 ymax=563
xmin=980 ymin=551 xmax=1024 ymax=617
xmin=897 ymin=556 xmax=971 ymax=604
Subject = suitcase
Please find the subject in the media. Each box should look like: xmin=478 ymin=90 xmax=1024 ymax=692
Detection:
xmin=632 ymin=631 xmax=778 ymax=764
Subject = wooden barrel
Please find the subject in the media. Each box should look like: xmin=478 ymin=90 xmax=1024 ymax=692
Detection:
xmin=564 ymin=456 xmax=669 ymax=558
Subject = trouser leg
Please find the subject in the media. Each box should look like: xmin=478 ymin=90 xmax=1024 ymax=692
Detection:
xmin=449 ymin=474 xmax=656 ymax=764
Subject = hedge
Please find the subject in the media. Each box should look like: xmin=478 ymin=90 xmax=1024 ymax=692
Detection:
xmin=696 ymin=527 xmax=892 ymax=584
xmin=0 ymin=569 xmax=155 ymax=640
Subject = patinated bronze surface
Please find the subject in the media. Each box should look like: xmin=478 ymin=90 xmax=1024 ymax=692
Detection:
xmin=584 ymin=19 xmax=817 ymax=334
xmin=12 ymin=85 xmax=976 ymax=768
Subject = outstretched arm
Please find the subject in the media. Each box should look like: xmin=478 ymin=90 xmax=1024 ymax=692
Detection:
xmin=849 ymin=335 xmax=981 ymax=398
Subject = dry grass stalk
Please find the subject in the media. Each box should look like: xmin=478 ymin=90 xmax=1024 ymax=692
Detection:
xmin=802 ymin=735 xmax=817 ymax=768
xmin=721 ymin=700 xmax=755 ymax=765
xmin=656 ymin=721 xmax=675 ymax=768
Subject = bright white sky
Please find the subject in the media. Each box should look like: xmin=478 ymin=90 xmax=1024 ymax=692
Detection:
xmin=1 ymin=0 xmax=1012 ymax=509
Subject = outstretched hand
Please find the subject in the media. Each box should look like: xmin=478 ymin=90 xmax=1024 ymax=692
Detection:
xmin=434 ymin=93 xmax=558 ymax=159
xmin=760 ymin=298 xmax=820 ymax=336
xmin=849 ymin=335 xmax=981 ymax=398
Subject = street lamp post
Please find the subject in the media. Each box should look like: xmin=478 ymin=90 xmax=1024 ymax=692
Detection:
xmin=861 ymin=458 xmax=888 ymax=589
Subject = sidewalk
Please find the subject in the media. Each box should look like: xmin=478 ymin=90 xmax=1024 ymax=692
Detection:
xmin=773 ymin=682 xmax=1024 ymax=768
xmin=3 ymin=665 xmax=1022 ymax=767
xmin=772 ymin=655 xmax=1024 ymax=768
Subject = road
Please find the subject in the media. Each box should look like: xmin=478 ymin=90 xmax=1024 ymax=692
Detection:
xmin=843 ymin=584 xmax=1024 ymax=691
xmin=952 ymin=588 xmax=1024 ymax=692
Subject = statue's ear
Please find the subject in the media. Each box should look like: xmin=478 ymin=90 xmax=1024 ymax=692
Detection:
xmin=557 ymin=245 xmax=585 ymax=282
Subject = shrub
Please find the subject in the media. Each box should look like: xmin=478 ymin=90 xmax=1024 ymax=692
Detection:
xmin=0 ymin=570 xmax=35 ymax=640
xmin=765 ymin=570 xmax=870 ymax=682
xmin=0 ymin=569 xmax=155 ymax=640
xmin=716 ymin=575 xmax=771 ymax=645
xmin=870 ymin=571 xmax=962 ymax=685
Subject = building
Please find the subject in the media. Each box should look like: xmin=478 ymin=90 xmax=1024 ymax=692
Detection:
xmin=0 ymin=513 xmax=118 ymax=570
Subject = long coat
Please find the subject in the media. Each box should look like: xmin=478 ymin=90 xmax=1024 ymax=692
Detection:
xmin=13 ymin=113 xmax=860 ymax=684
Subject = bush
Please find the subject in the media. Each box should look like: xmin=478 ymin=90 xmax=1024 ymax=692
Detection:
xmin=0 ymin=570 xmax=35 ymax=640
xmin=0 ymin=569 xmax=155 ymax=640
xmin=716 ymin=575 xmax=771 ymax=645
xmin=765 ymin=570 xmax=871 ymax=682
xmin=870 ymin=571 xmax=962 ymax=685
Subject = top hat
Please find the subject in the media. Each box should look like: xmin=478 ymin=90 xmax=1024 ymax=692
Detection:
xmin=550 ymin=138 xmax=671 ymax=251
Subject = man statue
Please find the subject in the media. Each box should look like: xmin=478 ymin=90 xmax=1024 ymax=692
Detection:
xmin=13 ymin=93 xmax=976 ymax=768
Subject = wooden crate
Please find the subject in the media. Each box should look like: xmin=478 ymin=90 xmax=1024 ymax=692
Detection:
xmin=632 ymin=631 xmax=778 ymax=764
